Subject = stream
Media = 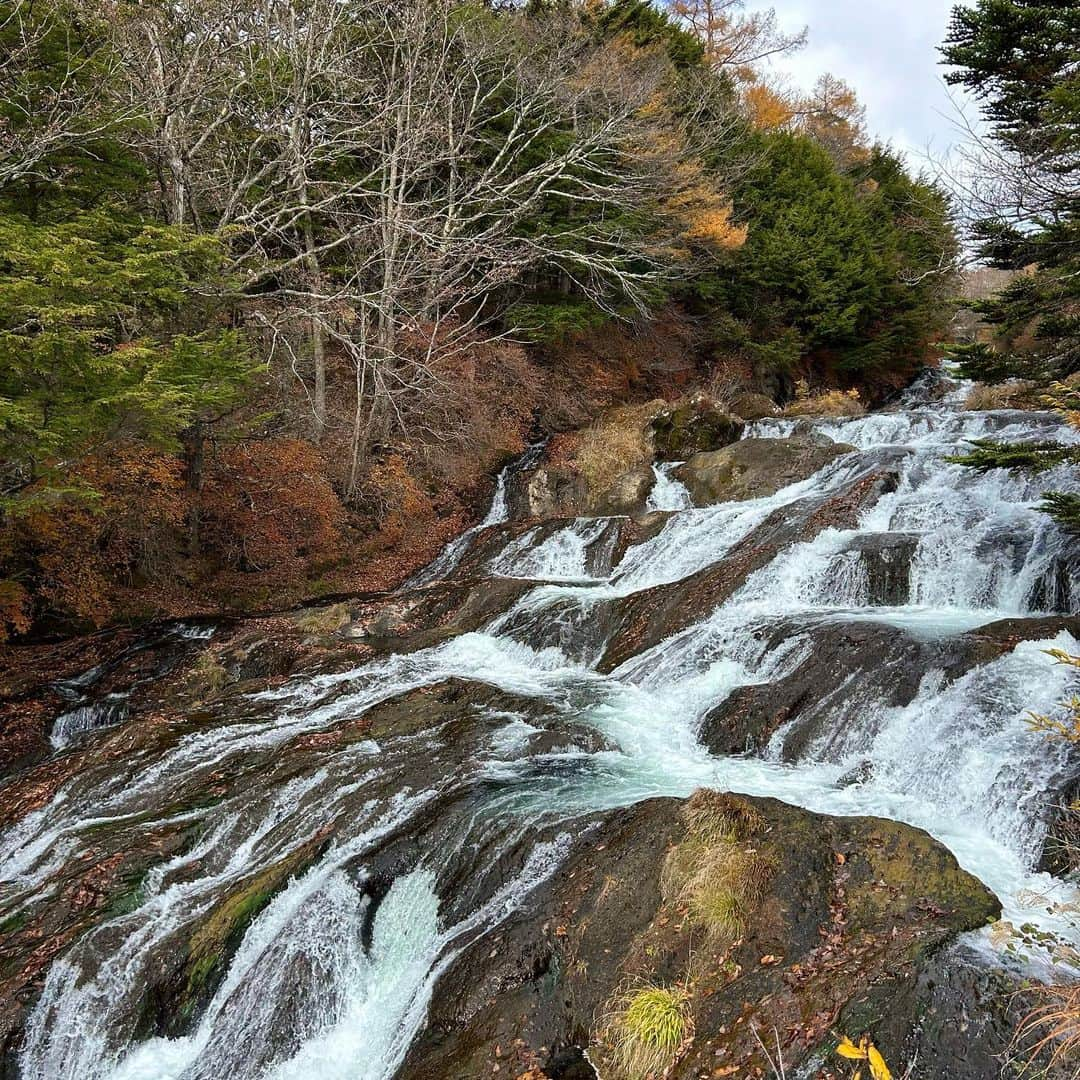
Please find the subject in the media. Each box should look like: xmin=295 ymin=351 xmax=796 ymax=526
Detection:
xmin=3 ymin=375 xmax=1080 ymax=1079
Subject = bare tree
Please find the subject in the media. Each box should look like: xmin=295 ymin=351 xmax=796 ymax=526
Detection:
xmin=97 ymin=0 xmax=251 ymax=227
xmin=215 ymin=0 xmax=693 ymax=493
xmin=664 ymin=0 xmax=805 ymax=79
xmin=0 ymin=0 xmax=129 ymax=188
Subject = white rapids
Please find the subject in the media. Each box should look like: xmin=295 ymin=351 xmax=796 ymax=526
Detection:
xmin=4 ymin=377 xmax=1080 ymax=1079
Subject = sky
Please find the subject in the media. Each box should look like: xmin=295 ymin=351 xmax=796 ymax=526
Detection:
xmin=765 ymin=0 xmax=969 ymax=166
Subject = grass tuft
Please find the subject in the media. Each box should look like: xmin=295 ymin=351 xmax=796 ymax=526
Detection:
xmin=683 ymin=845 xmax=776 ymax=946
xmin=1017 ymin=983 xmax=1080 ymax=1072
xmin=188 ymin=649 xmax=228 ymax=699
xmin=782 ymin=385 xmax=865 ymax=418
xmin=606 ymin=984 xmax=693 ymax=1080
xmin=684 ymin=789 xmax=765 ymax=843
xmin=294 ymin=602 xmax=351 ymax=635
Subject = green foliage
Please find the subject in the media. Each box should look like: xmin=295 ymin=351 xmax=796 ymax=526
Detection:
xmin=941 ymin=0 xmax=1079 ymax=380
xmin=946 ymin=439 xmax=1080 ymax=474
xmin=941 ymin=0 xmax=1080 ymax=526
xmin=1038 ymin=492 xmax=1080 ymax=535
xmin=693 ymin=134 xmax=956 ymax=377
xmin=943 ymin=341 xmax=1038 ymax=383
xmin=505 ymin=297 xmax=615 ymax=344
xmin=0 ymin=207 xmax=255 ymax=506
xmin=591 ymin=0 xmax=705 ymax=68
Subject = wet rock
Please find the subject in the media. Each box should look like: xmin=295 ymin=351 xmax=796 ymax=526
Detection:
xmin=847 ymin=532 xmax=918 ymax=606
xmin=592 ymin=465 xmax=655 ymax=517
xmin=700 ymin=620 xmax=934 ymax=758
xmin=651 ymin=397 xmax=744 ymax=461
xmin=343 ymin=577 xmax=536 ymax=651
xmin=508 ymin=464 xmax=590 ymax=520
xmin=953 ymin=614 xmax=1080 ymax=674
xmin=400 ymin=792 xmax=998 ymax=1080
xmin=1038 ymin=769 xmax=1080 ymax=876
xmin=835 ymin=941 xmax=1074 ymax=1080
xmin=1024 ymin=537 xmax=1080 ymax=614
xmin=674 ymin=436 xmax=856 ymax=507
xmin=506 ymin=462 xmax=656 ymax=521
xmin=598 ymin=466 xmax=901 ymax=672
xmin=702 ymin=613 xmax=1080 ymax=762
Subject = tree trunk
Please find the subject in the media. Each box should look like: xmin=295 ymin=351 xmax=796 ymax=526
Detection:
xmin=183 ymin=421 xmax=204 ymax=556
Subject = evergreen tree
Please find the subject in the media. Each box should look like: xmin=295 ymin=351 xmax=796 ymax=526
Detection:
xmin=941 ymin=0 xmax=1080 ymax=526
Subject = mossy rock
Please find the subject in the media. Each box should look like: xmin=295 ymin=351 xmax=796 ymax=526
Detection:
xmin=674 ymin=436 xmax=856 ymax=506
xmin=651 ymin=399 xmax=744 ymax=462
xmin=400 ymin=794 xmax=1001 ymax=1080
xmin=170 ymin=832 xmax=332 ymax=1030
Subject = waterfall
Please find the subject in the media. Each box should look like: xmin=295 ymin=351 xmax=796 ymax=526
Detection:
xmin=645 ymin=463 xmax=693 ymax=512
xmin=5 ymin=383 xmax=1080 ymax=1078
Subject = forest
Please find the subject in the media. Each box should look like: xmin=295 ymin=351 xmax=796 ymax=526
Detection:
xmin=0 ymin=0 xmax=958 ymax=639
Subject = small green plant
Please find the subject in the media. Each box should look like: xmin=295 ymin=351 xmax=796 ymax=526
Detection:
xmin=607 ymin=984 xmax=693 ymax=1080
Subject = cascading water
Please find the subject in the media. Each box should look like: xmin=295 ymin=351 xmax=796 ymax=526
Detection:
xmin=3 ymin=379 xmax=1080 ymax=1078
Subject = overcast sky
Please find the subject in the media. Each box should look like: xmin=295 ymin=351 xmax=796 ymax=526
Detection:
xmin=766 ymin=0 xmax=967 ymax=165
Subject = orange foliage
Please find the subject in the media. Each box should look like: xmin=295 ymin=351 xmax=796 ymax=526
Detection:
xmin=0 ymin=580 xmax=31 ymax=641
xmin=5 ymin=448 xmax=187 ymax=630
xmin=798 ymin=73 xmax=871 ymax=167
xmin=744 ymin=83 xmax=795 ymax=130
xmin=199 ymin=439 xmax=345 ymax=579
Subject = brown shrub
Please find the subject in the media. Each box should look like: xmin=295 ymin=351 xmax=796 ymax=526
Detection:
xmin=4 ymin=448 xmax=188 ymax=630
xmin=963 ymin=380 xmax=1038 ymax=411
xmin=200 ymin=439 xmax=344 ymax=579
xmin=783 ymin=382 xmax=865 ymax=418
xmin=573 ymin=402 xmax=662 ymax=492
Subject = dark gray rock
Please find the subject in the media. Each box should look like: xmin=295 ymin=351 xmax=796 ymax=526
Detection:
xmin=674 ymin=436 xmax=856 ymax=507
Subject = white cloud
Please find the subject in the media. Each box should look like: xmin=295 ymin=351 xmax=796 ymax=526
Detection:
xmin=764 ymin=0 xmax=967 ymax=164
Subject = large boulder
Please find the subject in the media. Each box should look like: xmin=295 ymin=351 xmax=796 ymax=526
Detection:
xmin=508 ymin=464 xmax=590 ymax=520
xmin=651 ymin=396 xmax=744 ymax=461
xmin=675 ymin=436 xmax=856 ymax=507
xmin=400 ymin=792 xmax=999 ymax=1080
xmin=729 ymin=390 xmax=779 ymax=422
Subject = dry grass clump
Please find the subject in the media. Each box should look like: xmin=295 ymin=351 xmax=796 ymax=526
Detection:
xmin=188 ymin=649 xmax=229 ymax=698
xmin=293 ymin=602 xmax=351 ymax=635
xmin=1016 ymin=984 xmax=1080 ymax=1073
xmin=662 ymin=791 xmax=776 ymax=947
xmin=573 ymin=401 xmax=663 ymax=492
xmin=604 ymin=983 xmax=694 ymax=1080
xmin=682 ymin=845 xmax=776 ymax=946
xmin=963 ymin=380 xmax=1036 ymax=411
xmin=783 ymin=386 xmax=865 ymax=418
xmin=684 ymin=789 xmax=765 ymax=843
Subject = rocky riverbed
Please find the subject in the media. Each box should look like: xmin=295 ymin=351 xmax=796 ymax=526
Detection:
xmin=1 ymin=373 xmax=1078 ymax=1079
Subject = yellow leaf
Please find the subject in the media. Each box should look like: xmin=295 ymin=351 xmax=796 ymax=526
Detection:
xmin=836 ymin=1036 xmax=867 ymax=1060
xmin=867 ymin=1044 xmax=892 ymax=1080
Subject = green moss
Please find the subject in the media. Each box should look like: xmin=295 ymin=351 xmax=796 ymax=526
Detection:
xmin=179 ymin=837 xmax=327 ymax=1017
xmin=847 ymin=825 xmax=999 ymax=934
xmin=0 ymin=910 xmax=29 ymax=935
